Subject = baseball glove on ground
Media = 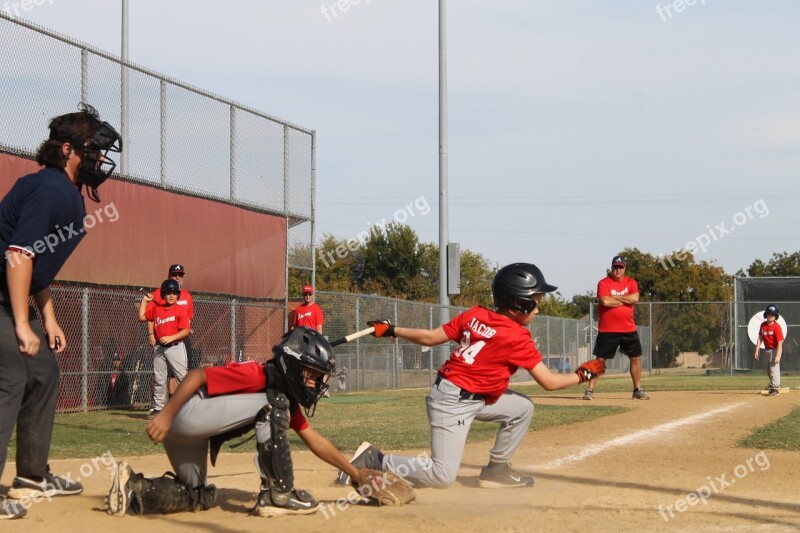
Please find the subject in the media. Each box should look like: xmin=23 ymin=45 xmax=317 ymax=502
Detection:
xmin=353 ymin=468 xmax=416 ymax=506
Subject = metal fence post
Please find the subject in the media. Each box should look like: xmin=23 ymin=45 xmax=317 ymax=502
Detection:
xmin=231 ymin=298 xmax=237 ymax=362
xmin=160 ymin=79 xmax=167 ymax=185
xmin=230 ymin=105 xmax=236 ymax=201
xmin=81 ymin=287 xmax=89 ymax=412
xmin=80 ymin=49 xmax=88 ymax=106
xmin=648 ymin=301 xmax=653 ymax=376
xmin=393 ymin=300 xmax=399 ymax=389
xmin=355 ymin=296 xmax=361 ymax=391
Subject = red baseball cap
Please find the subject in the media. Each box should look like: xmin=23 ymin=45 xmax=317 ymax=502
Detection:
xmin=302 ymin=285 xmax=314 ymax=294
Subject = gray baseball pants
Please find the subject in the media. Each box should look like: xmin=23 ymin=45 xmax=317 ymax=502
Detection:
xmin=162 ymin=390 xmax=269 ymax=488
xmin=762 ymin=349 xmax=781 ymax=389
xmin=152 ymin=342 xmax=188 ymax=411
xmin=383 ymin=377 xmax=534 ymax=487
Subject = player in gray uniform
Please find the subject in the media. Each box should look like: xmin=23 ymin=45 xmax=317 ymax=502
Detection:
xmin=105 ymin=327 xmax=366 ymax=517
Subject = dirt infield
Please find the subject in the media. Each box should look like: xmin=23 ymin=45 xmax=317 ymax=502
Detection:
xmin=3 ymin=390 xmax=799 ymax=532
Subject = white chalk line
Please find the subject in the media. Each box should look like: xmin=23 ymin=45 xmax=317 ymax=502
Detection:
xmin=526 ymin=402 xmax=746 ymax=471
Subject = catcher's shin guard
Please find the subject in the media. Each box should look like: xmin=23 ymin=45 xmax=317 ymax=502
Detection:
xmin=255 ymin=389 xmax=294 ymax=494
xmin=128 ymin=471 xmax=215 ymax=515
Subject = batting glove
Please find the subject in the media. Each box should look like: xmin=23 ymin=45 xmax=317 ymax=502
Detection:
xmin=576 ymin=358 xmax=606 ymax=383
xmin=368 ymin=320 xmax=396 ymax=338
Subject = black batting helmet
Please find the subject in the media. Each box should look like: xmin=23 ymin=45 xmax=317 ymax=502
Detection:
xmin=763 ymin=304 xmax=780 ymax=319
xmin=160 ymin=279 xmax=181 ymax=294
xmin=273 ymin=327 xmax=335 ymax=411
xmin=492 ymin=263 xmax=557 ymax=313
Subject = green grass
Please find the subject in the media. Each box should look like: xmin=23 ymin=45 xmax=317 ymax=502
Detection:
xmin=8 ymin=373 xmax=799 ymax=459
xmin=738 ymin=406 xmax=800 ymax=450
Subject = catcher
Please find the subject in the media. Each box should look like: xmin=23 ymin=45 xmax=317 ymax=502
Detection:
xmin=336 ymin=263 xmax=606 ymax=489
xmin=105 ymin=327 xmax=414 ymax=517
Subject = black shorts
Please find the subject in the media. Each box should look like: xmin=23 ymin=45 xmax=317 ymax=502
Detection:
xmin=593 ymin=332 xmax=642 ymax=359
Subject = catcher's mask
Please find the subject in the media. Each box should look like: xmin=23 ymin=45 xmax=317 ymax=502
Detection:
xmin=50 ymin=105 xmax=122 ymax=203
xmin=273 ymin=327 xmax=335 ymax=415
xmin=492 ymin=262 xmax=557 ymax=313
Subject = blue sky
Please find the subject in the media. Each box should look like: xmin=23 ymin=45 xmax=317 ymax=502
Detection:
xmin=12 ymin=0 xmax=800 ymax=298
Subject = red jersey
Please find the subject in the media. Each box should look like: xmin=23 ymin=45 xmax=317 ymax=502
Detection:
xmin=148 ymin=288 xmax=194 ymax=320
xmin=439 ymin=306 xmax=543 ymax=404
xmin=597 ymin=275 xmax=638 ymax=333
xmin=292 ymin=302 xmax=324 ymax=330
xmin=204 ymin=361 xmax=309 ymax=431
xmin=759 ymin=321 xmax=784 ymax=350
xmin=144 ymin=303 xmax=190 ymax=343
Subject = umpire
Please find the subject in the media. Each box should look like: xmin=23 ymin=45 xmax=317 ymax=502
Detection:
xmin=0 ymin=105 xmax=122 ymax=520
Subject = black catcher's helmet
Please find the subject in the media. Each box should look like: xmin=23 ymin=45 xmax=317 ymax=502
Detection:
xmin=763 ymin=304 xmax=780 ymax=319
xmin=160 ymin=279 xmax=181 ymax=294
xmin=273 ymin=327 xmax=335 ymax=411
xmin=492 ymin=262 xmax=557 ymax=313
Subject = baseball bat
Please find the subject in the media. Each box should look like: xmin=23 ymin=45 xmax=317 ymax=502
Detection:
xmin=330 ymin=326 xmax=376 ymax=347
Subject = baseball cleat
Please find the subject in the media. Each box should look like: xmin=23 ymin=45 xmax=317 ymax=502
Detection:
xmin=105 ymin=462 xmax=133 ymax=516
xmin=334 ymin=441 xmax=385 ymax=485
xmin=478 ymin=463 xmax=534 ymax=488
xmin=582 ymin=388 xmax=593 ymax=400
xmin=8 ymin=465 xmax=84 ymax=499
xmin=253 ymin=488 xmax=320 ymax=517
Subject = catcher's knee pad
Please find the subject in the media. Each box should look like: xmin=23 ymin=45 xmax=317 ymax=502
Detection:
xmin=255 ymin=389 xmax=294 ymax=493
xmin=128 ymin=471 xmax=215 ymax=514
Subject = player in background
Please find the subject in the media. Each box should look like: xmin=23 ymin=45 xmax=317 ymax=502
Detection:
xmin=583 ymin=255 xmax=649 ymax=400
xmin=291 ymin=285 xmax=324 ymax=333
xmin=0 ymin=104 xmax=122 ymax=520
xmin=755 ymin=304 xmax=783 ymax=396
xmin=139 ymin=279 xmax=190 ymax=420
xmin=144 ymin=263 xmax=194 ymax=409
xmin=335 ymin=263 xmax=605 ymax=489
xmin=105 ymin=328 xmax=376 ymax=517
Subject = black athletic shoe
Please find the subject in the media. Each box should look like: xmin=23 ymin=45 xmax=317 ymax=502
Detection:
xmin=253 ymin=488 xmax=320 ymax=517
xmin=0 ymin=497 xmax=26 ymax=520
xmin=334 ymin=441 xmax=384 ymax=485
xmin=8 ymin=465 xmax=84 ymax=499
xmin=766 ymin=387 xmax=779 ymax=397
xmin=478 ymin=463 xmax=534 ymax=488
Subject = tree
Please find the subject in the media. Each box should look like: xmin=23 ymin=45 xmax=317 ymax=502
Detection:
xmin=738 ymin=251 xmax=800 ymax=277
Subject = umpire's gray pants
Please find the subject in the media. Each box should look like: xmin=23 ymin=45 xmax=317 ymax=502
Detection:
xmin=152 ymin=342 xmax=188 ymax=411
xmin=384 ymin=377 xmax=534 ymax=488
xmin=162 ymin=390 xmax=268 ymax=488
xmin=762 ymin=349 xmax=781 ymax=388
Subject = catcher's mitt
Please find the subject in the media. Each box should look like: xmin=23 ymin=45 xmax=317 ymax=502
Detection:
xmin=353 ymin=468 xmax=415 ymax=506
xmin=576 ymin=358 xmax=606 ymax=383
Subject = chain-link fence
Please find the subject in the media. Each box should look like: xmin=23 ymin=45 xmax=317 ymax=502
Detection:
xmin=46 ymin=283 xmax=799 ymax=412
xmin=0 ymin=12 xmax=315 ymax=273
xmin=51 ymin=284 xmax=283 ymax=413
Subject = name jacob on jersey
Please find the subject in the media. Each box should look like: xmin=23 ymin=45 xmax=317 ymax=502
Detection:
xmin=467 ymin=318 xmax=496 ymax=339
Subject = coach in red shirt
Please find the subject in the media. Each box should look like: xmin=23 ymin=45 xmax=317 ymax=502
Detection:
xmin=583 ymin=255 xmax=649 ymax=400
xmin=291 ymin=285 xmax=324 ymax=333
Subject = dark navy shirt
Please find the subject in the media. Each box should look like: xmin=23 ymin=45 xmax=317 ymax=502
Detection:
xmin=0 ymin=167 xmax=86 ymax=294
